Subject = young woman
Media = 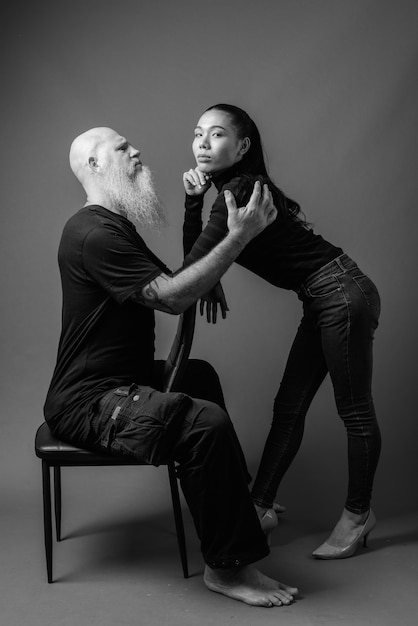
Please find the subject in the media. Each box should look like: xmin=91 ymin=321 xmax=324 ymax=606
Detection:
xmin=182 ymin=104 xmax=381 ymax=559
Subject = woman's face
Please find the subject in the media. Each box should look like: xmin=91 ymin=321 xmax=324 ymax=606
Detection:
xmin=192 ymin=109 xmax=247 ymax=174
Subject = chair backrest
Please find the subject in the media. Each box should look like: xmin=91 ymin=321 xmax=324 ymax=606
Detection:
xmin=162 ymin=303 xmax=197 ymax=393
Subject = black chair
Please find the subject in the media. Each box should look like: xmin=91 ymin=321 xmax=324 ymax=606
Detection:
xmin=35 ymin=304 xmax=196 ymax=583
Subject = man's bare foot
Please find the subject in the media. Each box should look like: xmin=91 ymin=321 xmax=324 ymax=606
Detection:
xmin=204 ymin=564 xmax=298 ymax=607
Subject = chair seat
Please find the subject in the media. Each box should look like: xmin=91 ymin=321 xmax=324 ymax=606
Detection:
xmin=35 ymin=422 xmax=146 ymax=466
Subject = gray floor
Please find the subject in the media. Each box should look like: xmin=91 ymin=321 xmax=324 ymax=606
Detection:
xmin=1 ymin=463 xmax=417 ymax=626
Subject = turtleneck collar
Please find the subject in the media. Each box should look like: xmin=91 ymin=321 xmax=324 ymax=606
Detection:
xmin=212 ymin=163 xmax=245 ymax=192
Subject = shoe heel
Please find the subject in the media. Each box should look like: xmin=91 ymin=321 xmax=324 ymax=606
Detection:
xmin=362 ymin=510 xmax=376 ymax=548
xmin=260 ymin=508 xmax=278 ymax=543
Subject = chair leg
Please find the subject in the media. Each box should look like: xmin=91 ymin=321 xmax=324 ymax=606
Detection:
xmin=167 ymin=462 xmax=189 ymax=578
xmin=53 ymin=466 xmax=62 ymax=542
xmin=41 ymin=460 xmax=53 ymax=583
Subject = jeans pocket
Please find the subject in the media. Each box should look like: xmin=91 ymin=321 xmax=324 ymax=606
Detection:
xmin=110 ymin=415 xmax=166 ymax=464
xmin=306 ymin=275 xmax=341 ymax=298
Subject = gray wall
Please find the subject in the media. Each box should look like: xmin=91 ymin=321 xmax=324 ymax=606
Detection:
xmin=3 ymin=0 xmax=417 ymax=524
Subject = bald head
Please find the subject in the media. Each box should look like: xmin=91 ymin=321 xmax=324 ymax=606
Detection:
xmin=66 ymin=126 xmax=164 ymax=228
xmin=69 ymin=127 xmax=121 ymax=187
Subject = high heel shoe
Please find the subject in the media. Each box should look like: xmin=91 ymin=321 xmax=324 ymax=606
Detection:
xmin=260 ymin=508 xmax=279 ymax=534
xmin=258 ymin=508 xmax=279 ymax=545
xmin=312 ymin=509 xmax=376 ymax=560
xmin=272 ymin=501 xmax=286 ymax=514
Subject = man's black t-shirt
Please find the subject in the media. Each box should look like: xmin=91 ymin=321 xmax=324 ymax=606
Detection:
xmin=44 ymin=205 xmax=168 ymax=443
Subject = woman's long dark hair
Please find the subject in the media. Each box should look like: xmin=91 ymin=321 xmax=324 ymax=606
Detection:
xmin=205 ymin=103 xmax=307 ymax=225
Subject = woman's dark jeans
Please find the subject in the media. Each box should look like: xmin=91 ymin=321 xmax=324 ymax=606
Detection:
xmin=251 ymin=254 xmax=382 ymax=515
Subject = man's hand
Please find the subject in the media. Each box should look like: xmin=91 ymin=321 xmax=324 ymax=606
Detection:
xmin=183 ymin=168 xmax=212 ymax=196
xmin=225 ymin=181 xmax=277 ymax=242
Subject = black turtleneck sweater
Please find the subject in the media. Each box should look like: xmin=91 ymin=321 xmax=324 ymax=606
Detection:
xmin=183 ymin=166 xmax=342 ymax=291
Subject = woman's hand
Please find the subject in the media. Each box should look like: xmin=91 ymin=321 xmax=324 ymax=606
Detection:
xmin=200 ymin=282 xmax=229 ymax=323
xmin=183 ymin=168 xmax=212 ymax=196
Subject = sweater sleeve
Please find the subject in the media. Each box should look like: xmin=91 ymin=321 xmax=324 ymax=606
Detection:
xmin=183 ymin=194 xmax=204 ymax=258
xmin=183 ymin=176 xmax=250 ymax=267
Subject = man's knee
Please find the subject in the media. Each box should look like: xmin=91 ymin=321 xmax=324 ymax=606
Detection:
xmin=174 ymin=398 xmax=234 ymax=467
xmin=196 ymin=399 xmax=231 ymax=432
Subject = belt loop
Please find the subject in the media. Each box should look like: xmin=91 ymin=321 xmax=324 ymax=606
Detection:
xmin=335 ymin=255 xmax=345 ymax=271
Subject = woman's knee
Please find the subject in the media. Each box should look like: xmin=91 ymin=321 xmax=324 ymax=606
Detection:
xmin=188 ymin=359 xmax=220 ymax=383
xmin=182 ymin=359 xmax=226 ymax=408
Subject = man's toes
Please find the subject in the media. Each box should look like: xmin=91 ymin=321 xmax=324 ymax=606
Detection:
xmin=280 ymin=583 xmax=298 ymax=596
xmin=278 ymin=593 xmax=292 ymax=604
xmin=274 ymin=589 xmax=294 ymax=604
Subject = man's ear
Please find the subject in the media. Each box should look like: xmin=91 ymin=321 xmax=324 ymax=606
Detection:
xmin=240 ymin=137 xmax=251 ymax=155
xmin=88 ymin=155 xmax=99 ymax=171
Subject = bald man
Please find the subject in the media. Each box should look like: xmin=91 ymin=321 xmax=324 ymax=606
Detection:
xmin=44 ymin=127 xmax=297 ymax=607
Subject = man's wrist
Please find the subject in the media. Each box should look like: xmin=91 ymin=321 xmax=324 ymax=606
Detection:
xmin=224 ymin=230 xmax=250 ymax=251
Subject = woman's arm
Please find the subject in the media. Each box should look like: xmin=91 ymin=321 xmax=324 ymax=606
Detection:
xmin=182 ymin=167 xmax=212 ymax=257
xmin=183 ymin=175 xmax=251 ymax=267
xmin=183 ymin=193 xmax=205 ymax=257
xmin=183 ymin=176 xmax=253 ymax=322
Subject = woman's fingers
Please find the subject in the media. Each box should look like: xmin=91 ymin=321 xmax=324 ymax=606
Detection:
xmin=183 ymin=168 xmax=211 ymax=194
xmin=199 ymin=284 xmax=229 ymax=324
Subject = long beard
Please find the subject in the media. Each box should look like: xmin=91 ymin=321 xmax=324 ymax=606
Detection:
xmin=104 ymin=164 xmax=167 ymax=231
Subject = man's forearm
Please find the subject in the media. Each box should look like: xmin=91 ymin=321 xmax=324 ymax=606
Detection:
xmin=140 ymin=231 xmax=248 ymax=314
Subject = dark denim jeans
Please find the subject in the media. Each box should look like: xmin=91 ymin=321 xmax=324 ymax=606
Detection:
xmin=90 ymin=359 xmax=269 ymax=568
xmin=251 ymin=254 xmax=381 ymax=514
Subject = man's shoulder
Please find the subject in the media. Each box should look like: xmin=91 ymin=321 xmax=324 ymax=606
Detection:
xmin=59 ymin=207 xmax=123 ymax=261
xmin=64 ymin=205 xmax=114 ymax=229
xmin=62 ymin=205 xmax=101 ymax=235
xmin=62 ymin=206 xmax=137 ymax=243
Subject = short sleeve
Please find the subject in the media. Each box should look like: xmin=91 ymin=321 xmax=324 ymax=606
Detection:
xmin=82 ymin=225 xmax=165 ymax=303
